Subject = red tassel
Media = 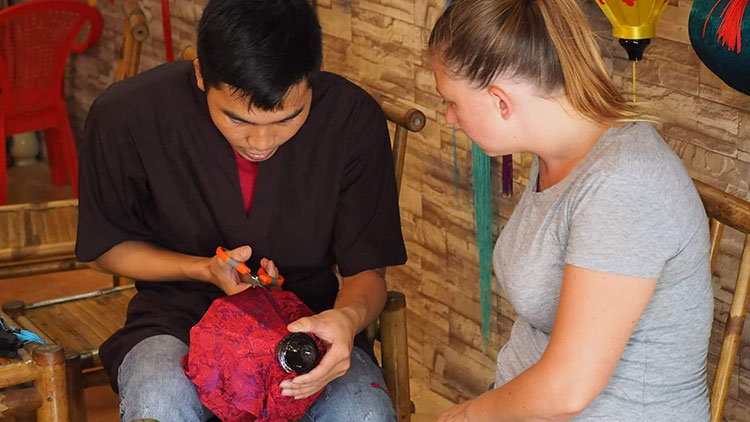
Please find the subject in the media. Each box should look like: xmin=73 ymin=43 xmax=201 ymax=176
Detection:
xmin=717 ymin=0 xmax=748 ymax=52
xmin=703 ymin=0 xmax=749 ymax=53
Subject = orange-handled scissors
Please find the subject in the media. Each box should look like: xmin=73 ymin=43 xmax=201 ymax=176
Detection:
xmin=215 ymin=246 xmax=284 ymax=288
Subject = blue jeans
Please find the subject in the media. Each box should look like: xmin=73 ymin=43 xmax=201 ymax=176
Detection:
xmin=118 ymin=335 xmax=396 ymax=422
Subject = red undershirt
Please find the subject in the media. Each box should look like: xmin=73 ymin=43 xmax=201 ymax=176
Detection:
xmin=234 ymin=150 xmax=259 ymax=214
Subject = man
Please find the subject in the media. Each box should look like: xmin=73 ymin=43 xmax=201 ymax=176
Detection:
xmin=75 ymin=1 xmax=406 ymax=421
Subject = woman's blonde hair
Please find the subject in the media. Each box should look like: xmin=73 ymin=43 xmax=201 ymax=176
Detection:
xmin=429 ymin=0 xmax=640 ymax=123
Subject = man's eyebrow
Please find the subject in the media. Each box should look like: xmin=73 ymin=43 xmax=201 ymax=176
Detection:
xmin=223 ymin=107 xmax=304 ymax=125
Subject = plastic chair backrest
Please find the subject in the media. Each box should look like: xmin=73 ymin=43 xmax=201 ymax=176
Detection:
xmin=0 ymin=0 xmax=102 ymax=117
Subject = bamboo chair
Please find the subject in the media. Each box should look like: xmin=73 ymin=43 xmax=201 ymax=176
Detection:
xmin=0 ymin=311 xmax=69 ymax=422
xmin=114 ymin=0 xmax=148 ymax=82
xmin=85 ymin=0 xmax=148 ymax=81
xmin=694 ymin=180 xmax=750 ymax=422
xmin=369 ymin=101 xmax=424 ymax=422
xmin=0 ymin=200 xmax=83 ymax=280
xmin=2 ymin=96 xmax=424 ymax=422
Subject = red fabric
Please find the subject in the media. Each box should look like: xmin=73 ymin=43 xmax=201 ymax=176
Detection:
xmin=182 ymin=288 xmax=325 ymax=422
xmin=235 ymin=151 xmax=259 ymax=214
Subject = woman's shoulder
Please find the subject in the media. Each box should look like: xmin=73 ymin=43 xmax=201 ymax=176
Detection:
xmin=593 ymin=122 xmax=683 ymax=180
xmin=571 ymin=122 xmax=705 ymax=229
xmin=575 ymin=122 xmax=696 ymax=200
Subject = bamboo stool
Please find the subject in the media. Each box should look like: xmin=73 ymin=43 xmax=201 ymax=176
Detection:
xmin=0 ymin=311 xmax=69 ymax=422
xmin=3 ymin=288 xmax=135 ymax=422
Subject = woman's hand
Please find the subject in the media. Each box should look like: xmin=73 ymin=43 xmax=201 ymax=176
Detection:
xmin=278 ymin=307 xmax=359 ymax=399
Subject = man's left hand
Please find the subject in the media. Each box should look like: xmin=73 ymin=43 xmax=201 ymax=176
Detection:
xmin=279 ymin=308 xmax=359 ymax=399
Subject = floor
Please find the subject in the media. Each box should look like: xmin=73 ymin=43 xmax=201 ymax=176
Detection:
xmin=6 ymin=161 xmax=73 ymax=205
xmin=3 ymin=161 xmax=455 ymax=421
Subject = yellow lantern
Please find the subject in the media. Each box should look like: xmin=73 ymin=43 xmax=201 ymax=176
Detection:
xmin=595 ymin=0 xmax=671 ymax=61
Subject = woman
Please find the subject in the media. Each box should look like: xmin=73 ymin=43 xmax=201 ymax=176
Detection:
xmin=429 ymin=0 xmax=713 ymax=421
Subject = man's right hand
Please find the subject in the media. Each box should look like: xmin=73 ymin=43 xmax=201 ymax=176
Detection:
xmin=90 ymin=241 xmax=278 ymax=296
xmin=207 ymin=245 xmax=254 ymax=296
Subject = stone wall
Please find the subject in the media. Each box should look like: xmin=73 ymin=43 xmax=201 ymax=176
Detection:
xmin=64 ymin=0 xmax=750 ymax=418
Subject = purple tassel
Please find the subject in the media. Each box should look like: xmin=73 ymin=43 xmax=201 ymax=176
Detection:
xmin=502 ymin=154 xmax=513 ymax=196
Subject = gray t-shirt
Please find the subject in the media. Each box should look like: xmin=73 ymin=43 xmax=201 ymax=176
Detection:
xmin=494 ymin=122 xmax=713 ymax=421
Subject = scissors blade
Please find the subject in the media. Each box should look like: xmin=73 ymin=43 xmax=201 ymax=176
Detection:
xmin=246 ymin=274 xmax=268 ymax=289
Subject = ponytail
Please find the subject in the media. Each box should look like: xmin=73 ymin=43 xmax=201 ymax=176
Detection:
xmin=429 ymin=0 xmax=641 ymax=124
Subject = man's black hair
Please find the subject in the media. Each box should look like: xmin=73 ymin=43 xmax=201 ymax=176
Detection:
xmin=197 ymin=0 xmax=322 ymax=111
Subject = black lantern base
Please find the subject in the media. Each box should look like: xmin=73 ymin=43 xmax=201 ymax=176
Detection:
xmin=619 ymin=38 xmax=651 ymax=61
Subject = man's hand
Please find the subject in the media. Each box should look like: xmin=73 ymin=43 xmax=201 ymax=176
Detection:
xmin=207 ymin=246 xmax=281 ymax=295
xmin=278 ymin=307 xmax=359 ymax=399
xmin=207 ymin=245 xmax=253 ymax=295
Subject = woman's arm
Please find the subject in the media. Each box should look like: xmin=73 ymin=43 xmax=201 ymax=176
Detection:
xmin=439 ymin=264 xmax=657 ymax=422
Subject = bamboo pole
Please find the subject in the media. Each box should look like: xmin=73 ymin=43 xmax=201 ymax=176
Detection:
xmin=0 ymin=360 xmax=38 ymax=389
xmin=65 ymin=353 xmax=87 ymax=422
xmin=24 ymin=285 xmax=135 ymax=310
xmin=710 ymin=235 xmax=750 ymax=422
xmin=124 ymin=0 xmax=149 ymax=42
xmin=694 ymin=180 xmax=750 ymax=234
xmin=0 ymin=242 xmax=76 ymax=263
xmin=32 ymin=344 xmax=69 ymax=422
xmin=380 ymin=101 xmax=426 ymax=133
xmin=0 ymin=388 xmax=43 ymax=418
xmin=115 ymin=19 xmax=135 ymax=82
xmin=0 ymin=199 xmax=78 ymax=212
xmin=0 ymin=257 xmax=85 ymax=279
xmin=392 ymin=126 xmax=408 ymax=197
xmin=2 ymin=301 xmax=25 ymax=319
xmin=115 ymin=0 xmax=149 ymax=82
xmin=79 ymin=351 xmax=101 ymax=370
xmin=709 ymin=219 xmax=725 ymax=271
xmin=380 ymin=291 xmax=411 ymax=422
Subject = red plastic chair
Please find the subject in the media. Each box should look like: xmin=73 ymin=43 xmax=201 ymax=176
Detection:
xmin=0 ymin=0 xmax=103 ymax=204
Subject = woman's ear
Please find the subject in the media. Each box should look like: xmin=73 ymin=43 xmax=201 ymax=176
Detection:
xmin=488 ymin=85 xmax=513 ymax=120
